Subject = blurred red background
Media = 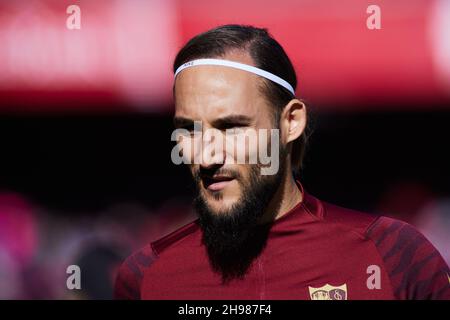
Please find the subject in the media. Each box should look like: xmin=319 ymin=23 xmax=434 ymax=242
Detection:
xmin=1 ymin=0 xmax=449 ymax=112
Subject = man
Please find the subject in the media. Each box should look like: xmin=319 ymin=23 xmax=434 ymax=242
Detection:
xmin=114 ymin=25 xmax=450 ymax=300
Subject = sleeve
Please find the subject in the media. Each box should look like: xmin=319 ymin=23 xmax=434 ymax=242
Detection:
xmin=113 ymin=244 xmax=157 ymax=300
xmin=367 ymin=216 xmax=450 ymax=300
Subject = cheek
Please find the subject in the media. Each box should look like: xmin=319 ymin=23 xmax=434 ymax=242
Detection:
xmin=232 ymin=164 xmax=253 ymax=186
xmin=190 ymin=164 xmax=199 ymax=179
xmin=224 ymin=131 xmax=260 ymax=164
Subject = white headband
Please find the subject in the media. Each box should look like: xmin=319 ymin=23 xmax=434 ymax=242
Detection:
xmin=174 ymin=58 xmax=295 ymax=96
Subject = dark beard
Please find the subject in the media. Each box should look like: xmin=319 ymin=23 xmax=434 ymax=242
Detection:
xmin=193 ymin=148 xmax=286 ymax=283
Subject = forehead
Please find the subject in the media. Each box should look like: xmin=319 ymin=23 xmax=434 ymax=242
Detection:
xmin=174 ymin=55 xmax=268 ymax=120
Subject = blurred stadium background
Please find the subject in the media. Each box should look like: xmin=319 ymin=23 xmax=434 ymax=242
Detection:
xmin=0 ymin=0 xmax=449 ymax=299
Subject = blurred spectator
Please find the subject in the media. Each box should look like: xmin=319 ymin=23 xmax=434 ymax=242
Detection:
xmin=376 ymin=181 xmax=435 ymax=224
xmin=72 ymin=244 xmax=124 ymax=300
xmin=415 ymin=199 xmax=450 ymax=265
xmin=0 ymin=192 xmax=38 ymax=299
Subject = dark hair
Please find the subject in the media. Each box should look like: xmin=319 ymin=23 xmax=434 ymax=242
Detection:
xmin=173 ymin=24 xmax=308 ymax=175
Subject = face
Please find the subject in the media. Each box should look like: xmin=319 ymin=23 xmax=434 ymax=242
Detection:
xmin=174 ymin=53 xmax=289 ymax=280
xmin=173 ymin=53 xmax=284 ymax=217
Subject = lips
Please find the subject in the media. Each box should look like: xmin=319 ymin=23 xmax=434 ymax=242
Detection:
xmin=202 ymin=175 xmax=235 ymax=191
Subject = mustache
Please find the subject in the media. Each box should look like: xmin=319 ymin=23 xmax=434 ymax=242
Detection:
xmin=194 ymin=166 xmax=241 ymax=181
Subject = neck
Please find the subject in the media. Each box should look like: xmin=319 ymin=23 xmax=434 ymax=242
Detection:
xmin=259 ymin=170 xmax=303 ymax=225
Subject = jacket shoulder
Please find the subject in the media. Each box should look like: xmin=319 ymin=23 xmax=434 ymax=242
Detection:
xmin=317 ymin=197 xmax=450 ymax=299
xmin=152 ymin=219 xmax=200 ymax=255
xmin=366 ymin=216 xmax=450 ymax=299
xmin=113 ymin=219 xmax=200 ymax=299
xmin=114 ymin=243 xmax=156 ymax=299
xmin=316 ymin=197 xmax=380 ymax=236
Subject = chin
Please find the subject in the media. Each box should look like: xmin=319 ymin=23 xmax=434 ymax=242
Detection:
xmin=204 ymin=194 xmax=239 ymax=214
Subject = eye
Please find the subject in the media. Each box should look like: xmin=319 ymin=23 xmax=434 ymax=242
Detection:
xmin=221 ymin=123 xmax=247 ymax=131
xmin=180 ymin=125 xmax=201 ymax=134
xmin=225 ymin=127 xmax=240 ymax=135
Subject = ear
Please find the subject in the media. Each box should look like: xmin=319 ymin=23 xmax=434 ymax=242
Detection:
xmin=280 ymin=99 xmax=307 ymax=144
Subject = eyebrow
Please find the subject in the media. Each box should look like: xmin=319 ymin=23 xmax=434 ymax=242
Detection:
xmin=211 ymin=115 xmax=252 ymax=129
xmin=173 ymin=116 xmax=194 ymax=129
xmin=173 ymin=115 xmax=253 ymax=129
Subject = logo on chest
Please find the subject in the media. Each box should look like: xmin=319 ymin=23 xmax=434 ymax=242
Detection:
xmin=308 ymin=283 xmax=347 ymax=300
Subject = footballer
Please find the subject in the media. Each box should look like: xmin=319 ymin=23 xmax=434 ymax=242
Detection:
xmin=114 ymin=25 xmax=450 ymax=300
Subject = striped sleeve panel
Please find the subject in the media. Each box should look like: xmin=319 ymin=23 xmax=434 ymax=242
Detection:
xmin=367 ymin=216 xmax=450 ymax=300
xmin=114 ymin=244 xmax=157 ymax=300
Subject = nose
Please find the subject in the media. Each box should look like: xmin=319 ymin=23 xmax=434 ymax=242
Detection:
xmin=199 ymin=129 xmax=225 ymax=169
